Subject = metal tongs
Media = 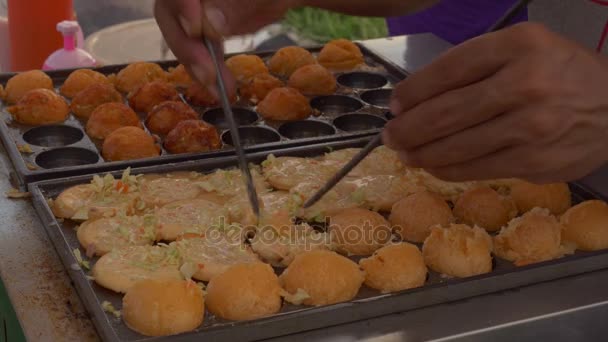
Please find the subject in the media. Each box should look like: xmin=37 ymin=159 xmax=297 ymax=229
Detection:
xmin=303 ymin=0 xmax=532 ymax=209
xmin=204 ymin=38 xmax=260 ymax=218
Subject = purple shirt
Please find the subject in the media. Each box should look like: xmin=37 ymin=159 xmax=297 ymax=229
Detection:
xmin=387 ymin=0 xmax=528 ymax=45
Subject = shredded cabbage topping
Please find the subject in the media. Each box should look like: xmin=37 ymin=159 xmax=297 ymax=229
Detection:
xmin=73 ymin=248 xmax=90 ymax=270
xmin=5 ymin=188 xmax=31 ymax=199
xmin=101 ymin=301 xmax=121 ymax=319
xmin=179 ymin=262 xmax=198 ymax=280
xmin=281 ymin=288 xmax=311 ymax=305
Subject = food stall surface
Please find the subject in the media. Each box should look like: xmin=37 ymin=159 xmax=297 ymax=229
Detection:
xmin=2 ymin=34 xmax=608 ymax=342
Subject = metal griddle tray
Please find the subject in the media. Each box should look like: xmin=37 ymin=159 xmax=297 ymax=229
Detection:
xmin=29 ymin=137 xmax=608 ymax=342
xmin=1 ymin=44 xmax=406 ymax=188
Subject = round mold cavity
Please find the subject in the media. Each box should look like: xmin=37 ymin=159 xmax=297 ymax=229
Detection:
xmin=337 ymin=72 xmax=388 ymax=89
xmin=221 ymin=126 xmax=281 ymax=146
xmin=22 ymin=125 xmax=84 ymax=148
xmin=334 ymin=114 xmax=387 ymax=132
xmin=202 ymin=107 xmax=259 ymax=130
xmin=278 ymin=120 xmax=336 ymax=140
xmin=36 ymin=147 xmax=99 ymax=169
xmin=310 ymin=95 xmax=364 ymax=115
xmin=360 ymin=89 xmax=392 ymax=109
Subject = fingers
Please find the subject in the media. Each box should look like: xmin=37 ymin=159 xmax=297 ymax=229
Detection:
xmin=384 ymin=75 xmax=514 ymax=150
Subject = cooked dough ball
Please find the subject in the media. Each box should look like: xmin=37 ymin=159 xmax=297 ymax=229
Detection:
xmin=268 ymin=46 xmax=316 ymax=78
xmin=226 ymin=54 xmax=269 ymax=82
xmin=510 ymin=181 xmax=571 ymax=215
xmin=70 ymin=83 xmax=123 ymax=119
xmin=454 ymin=187 xmax=517 ymax=232
xmin=359 ymin=243 xmax=427 ymax=293
xmin=92 ymin=245 xmax=182 ymax=293
xmin=176 ymin=235 xmax=260 ymax=282
xmin=164 ymin=120 xmax=221 ymax=154
xmin=280 ymin=250 xmax=364 ymax=306
xmin=494 ymin=208 xmax=563 ymax=266
xmin=3 ymin=70 xmax=53 ymax=104
xmin=329 ymin=208 xmax=392 ymax=256
xmin=7 ymin=89 xmax=69 ymax=125
xmin=85 ymin=103 xmax=142 ymax=140
xmin=167 ymin=64 xmax=193 ymax=88
xmin=77 ymin=216 xmax=155 ymax=256
xmin=318 ymin=39 xmax=364 ymax=71
xmin=257 ymin=87 xmax=311 ymax=121
xmin=123 ymin=279 xmax=204 ymax=337
xmin=422 ymin=224 xmax=493 ymax=278
xmin=115 ymin=62 xmax=167 ymax=94
xmin=154 ymin=199 xmax=228 ymax=241
xmin=561 ymin=200 xmax=608 ymax=251
xmin=139 ymin=174 xmax=201 ymax=208
xmin=102 ymin=126 xmax=160 ymax=161
xmin=239 ymin=73 xmax=284 ymax=103
xmin=390 ymin=191 xmax=454 ymax=243
xmin=206 ymin=263 xmax=282 ymax=321
xmin=144 ymin=101 xmax=198 ymax=135
xmin=127 ymin=80 xmax=180 ymax=113
xmin=184 ymin=81 xmax=236 ymax=107
xmin=288 ymin=64 xmax=337 ymax=96
xmin=60 ymin=69 xmax=111 ymax=98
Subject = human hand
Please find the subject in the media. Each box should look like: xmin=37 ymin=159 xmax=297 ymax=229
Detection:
xmin=383 ymin=23 xmax=608 ymax=183
xmin=154 ymin=0 xmax=297 ymax=91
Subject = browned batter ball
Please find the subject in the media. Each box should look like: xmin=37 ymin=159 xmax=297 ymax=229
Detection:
xmin=329 ymin=207 xmax=392 ymax=256
xmin=102 ymin=126 xmax=160 ymax=161
xmin=127 ymin=80 xmax=180 ymax=113
xmin=389 ymin=191 xmax=454 ymax=243
xmin=115 ymin=62 xmax=168 ymax=94
xmin=167 ymin=64 xmax=193 ymax=88
xmin=85 ymin=103 xmax=142 ymax=140
xmin=318 ymin=39 xmax=365 ymax=71
xmin=453 ymin=186 xmax=517 ymax=232
xmin=422 ymin=224 xmax=493 ymax=278
xmin=288 ymin=64 xmax=337 ymax=96
xmin=359 ymin=243 xmax=427 ymax=293
xmin=7 ymin=89 xmax=69 ymax=125
xmin=226 ymin=54 xmax=269 ymax=82
xmin=561 ymin=200 xmax=608 ymax=251
xmin=268 ymin=46 xmax=316 ymax=78
xmin=164 ymin=120 xmax=221 ymax=154
xmin=145 ymin=101 xmax=198 ymax=135
xmin=3 ymin=70 xmax=53 ymax=104
xmin=70 ymin=83 xmax=123 ymax=119
xmin=239 ymin=73 xmax=284 ymax=103
xmin=510 ymin=181 xmax=571 ymax=215
xmin=60 ymin=69 xmax=111 ymax=98
xmin=257 ymin=87 xmax=311 ymax=121
xmin=184 ymin=82 xmax=236 ymax=107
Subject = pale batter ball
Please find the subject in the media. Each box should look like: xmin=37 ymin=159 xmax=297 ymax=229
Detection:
xmin=3 ymin=70 xmax=53 ymax=104
xmin=510 ymin=181 xmax=571 ymax=215
xmin=329 ymin=207 xmax=392 ymax=256
xmin=114 ymin=62 xmax=168 ymax=94
xmin=257 ymin=87 xmax=311 ymax=121
xmin=422 ymin=224 xmax=493 ymax=278
xmin=288 ymin=64 xmax=337 ymax=96
xmin=70 ymin=83 xmax=123 ymax=119
xmin=453 ymin=186 xmax=517 ymax=232
xmin=102 ymin=126 xmax=160 ymax=161
xmin=317 ymin=39 xmax=365 ymax=71
xmin=205 ymin=263 xmax=282 ymax=321
xmin=127 ymin=80 xmax=180 ymax=113
xmin=359 ymin=243 xmax=427 ymax=293
xmin=494 ymin=208 xmax=563 ymax=266
xmin=225 ymin=54 xmax=269 ymax=82
xmin=561 ymin=200 xmax=608 ymax=251
xmin=268 ymin=46 xmax=316 ymax=78
xmin=122 ymin=279 xmax=204 ymax=337
xmin=389 ymin=191 xmax=454 ymax=243
xmin=60 ymin=69 xmax=111 ymax=98
xmin=280 ymin=250 xmax=364 ymax=306
xmin=7 ymin=89 xmax=69 ymax=125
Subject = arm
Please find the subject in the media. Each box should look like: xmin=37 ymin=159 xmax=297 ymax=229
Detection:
xmin=298 ymin=0 xmax=439 ymax=17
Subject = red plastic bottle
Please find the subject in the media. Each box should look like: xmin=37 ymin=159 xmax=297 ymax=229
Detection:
xmin=8 ymin=0 xmax=74 ymax=71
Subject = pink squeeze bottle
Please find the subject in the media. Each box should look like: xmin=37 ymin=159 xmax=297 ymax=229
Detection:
xmin=43 ymin=21 xmax=96 ymax=70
